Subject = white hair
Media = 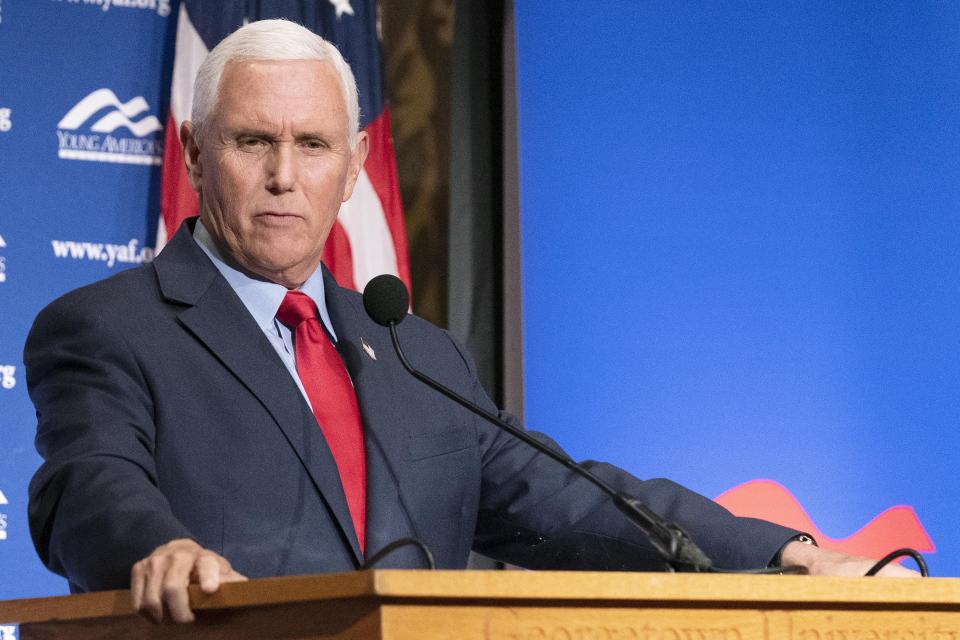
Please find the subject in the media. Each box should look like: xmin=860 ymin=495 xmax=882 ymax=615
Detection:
xmin=191 ymin=19 xmax=360 ymax=147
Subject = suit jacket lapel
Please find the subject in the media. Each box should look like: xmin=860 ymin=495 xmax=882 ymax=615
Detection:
xmin=323 ymin=271 xmax=424 ymax=567
xmin=153 ymin=223 xmax=363 ymax=565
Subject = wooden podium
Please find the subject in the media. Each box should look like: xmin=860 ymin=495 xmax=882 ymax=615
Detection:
xmin=1 ymin=570 xmax=958 ymax=639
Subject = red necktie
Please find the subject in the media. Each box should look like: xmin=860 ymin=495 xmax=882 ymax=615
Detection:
xmin=276 ymin=291 xmax=366 ymax=552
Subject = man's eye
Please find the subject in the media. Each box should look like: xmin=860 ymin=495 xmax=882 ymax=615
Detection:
xmin=302 ymin=139 xmax=327 ymax=150
xmin=238 ymin=137 xmax=267 ymax=148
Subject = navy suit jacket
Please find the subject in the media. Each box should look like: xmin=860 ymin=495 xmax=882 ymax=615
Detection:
xmin=25 ymin=222 xmax=796 ymax=592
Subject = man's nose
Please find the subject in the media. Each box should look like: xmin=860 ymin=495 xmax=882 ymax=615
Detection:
xmin=265 ymin=143 xmax=297 ymax=193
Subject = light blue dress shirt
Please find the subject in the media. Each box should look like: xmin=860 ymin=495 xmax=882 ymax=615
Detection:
xmin=193 ymin=220 xmax=339 ymax=409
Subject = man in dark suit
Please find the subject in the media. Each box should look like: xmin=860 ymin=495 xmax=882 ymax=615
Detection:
xmin=25 ymin=19 xmax=913 ymax=626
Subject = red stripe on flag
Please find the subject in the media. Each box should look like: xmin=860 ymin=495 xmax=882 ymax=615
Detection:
xmin=160 ymin=110 xmax=198 ymax=242
xmin=362 ymin=108 xmax=411 ymax=291
xmin=321 ymin=221 xmax=356 ymax=291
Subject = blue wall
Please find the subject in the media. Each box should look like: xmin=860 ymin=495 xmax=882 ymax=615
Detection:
xmin=516 ymin=1 xmax=959 ymax=575
xmin=0 ymin=0 xmax=176 ymax=599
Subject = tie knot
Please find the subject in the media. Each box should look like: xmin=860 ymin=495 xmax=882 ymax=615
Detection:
xmin=276 ymin=290 xmax=320 ymax=329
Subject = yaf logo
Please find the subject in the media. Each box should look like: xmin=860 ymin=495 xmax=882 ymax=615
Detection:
xmin=57 ymin=88 xmax=164 ymax=165
xmin=0 ymin=108 xmax=11 ymax=133
xmin=0 ymin=233 xmax=6 ymax=283
xmin=0 ymin=365 xmax=15 ymax=390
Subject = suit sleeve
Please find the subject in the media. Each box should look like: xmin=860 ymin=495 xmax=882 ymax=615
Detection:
xmin=25 ymin=295 xmax=195 ymax=591
xmin=438 ymin=333 xmax=799 ymax=571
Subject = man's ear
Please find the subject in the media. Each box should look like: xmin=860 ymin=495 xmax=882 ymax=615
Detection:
xmin=180 ymin=121 xmax=203 ymax=192
xmin=341 ymin=130 xmax=370 ymax=202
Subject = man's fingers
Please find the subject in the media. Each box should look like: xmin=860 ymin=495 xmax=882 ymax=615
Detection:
xmin=875 ymin=563 xmax=921 ymax=578
xmin=222 ymin=569 xmax=249 ymax=583
xmin=139 ymin=552 xmax=172 ymax=623
xmin=131 ymin=539 xmax=203 ymax=624
xmin=131 ymin=540 xmax=245 ymax=624
xmin=783 ymin=542 xmax=925 ymax=578
xmin=193 ymin=552 xmax=225 ymax=594
xmin=195 ymin=551 xmax=248 ymax=592
xmin=130 ymin=560 xmax=146 ymax=613
xmin=160 ymin=551 xmax=199 ymax=623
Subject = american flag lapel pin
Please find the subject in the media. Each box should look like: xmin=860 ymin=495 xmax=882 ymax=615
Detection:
xmin=360 ymin=337 xmax=376 ymax=361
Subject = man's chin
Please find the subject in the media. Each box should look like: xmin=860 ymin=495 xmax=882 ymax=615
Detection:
xmin=242 ymin=255 xmax=321 ymax=289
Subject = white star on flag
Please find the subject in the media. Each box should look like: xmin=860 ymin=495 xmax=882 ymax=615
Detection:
xmin=329 ymin=0 xmax=354 ymax=19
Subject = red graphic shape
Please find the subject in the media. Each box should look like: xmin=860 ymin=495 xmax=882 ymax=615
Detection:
xmin=715 ymin=479 xmax=935 ymax=560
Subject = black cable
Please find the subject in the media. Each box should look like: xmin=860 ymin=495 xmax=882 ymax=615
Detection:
xmin=361 ymin=537 xmax=436 ymax=570
xmin=865 ymin=548 xmax=928 ymax=577
xmin=387 ymin=323 xmax=713 ymax=573
xmin=364 ymin=277 xmax=929 ymax=579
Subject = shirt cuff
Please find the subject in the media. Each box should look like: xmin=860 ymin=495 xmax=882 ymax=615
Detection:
xmin=770 ymin=533 xmax=818 ymax=567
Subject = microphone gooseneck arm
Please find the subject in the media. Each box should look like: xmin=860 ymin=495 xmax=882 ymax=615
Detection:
xmin=386 ymin=321 xmax=714 ymax=572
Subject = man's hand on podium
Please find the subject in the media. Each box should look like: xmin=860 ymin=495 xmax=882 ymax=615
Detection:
xmin=130 ymin=538 xmax=248 ymax=623
xmin=780 ymin=541 xmax=920 ymax=577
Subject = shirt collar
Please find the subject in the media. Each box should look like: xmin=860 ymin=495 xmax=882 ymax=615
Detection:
xmin=192 ymin=220 xmax=338 ymax=341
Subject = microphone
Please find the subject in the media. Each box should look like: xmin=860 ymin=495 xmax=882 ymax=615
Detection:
xmin=363 ymin=273 xmax=410 ymax=326
xmin=362 ymin=274 xmax=715 ymax=572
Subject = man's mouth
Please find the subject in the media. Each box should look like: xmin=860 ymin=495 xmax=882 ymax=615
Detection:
xmin=255 ymin=211 xmax=302 ymax=224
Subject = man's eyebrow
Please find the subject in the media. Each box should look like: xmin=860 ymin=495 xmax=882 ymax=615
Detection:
xmin=294 ymin=131 xmax=331 ymax=141
xmin=225 ymin=127 xmax=332 ymax=142
xmin=228 ymin=126 xmax=277 ymax=138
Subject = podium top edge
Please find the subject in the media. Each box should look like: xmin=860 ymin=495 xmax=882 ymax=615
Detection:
xmin=1 ymin=570 xmax=957 ymax=625
xmin=368 ymin=570 xmax=960 ymax=607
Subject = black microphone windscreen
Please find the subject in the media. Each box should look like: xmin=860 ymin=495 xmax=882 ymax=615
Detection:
xmin=363 ymin=274 xmax=410 ymax=326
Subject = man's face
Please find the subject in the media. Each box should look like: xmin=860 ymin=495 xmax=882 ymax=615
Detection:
xmin=181 ymin=58 xmax=368 ymax=288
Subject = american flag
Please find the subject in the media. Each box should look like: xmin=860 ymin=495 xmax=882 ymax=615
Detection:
xmin=158 ymin=0 xmax=410 ymax=292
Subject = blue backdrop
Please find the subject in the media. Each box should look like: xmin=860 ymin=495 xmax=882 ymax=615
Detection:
xmin=0 ymin=0 xmax=176 ymax=599
xmin=516 ymin=1 xmax=958 ymax=576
